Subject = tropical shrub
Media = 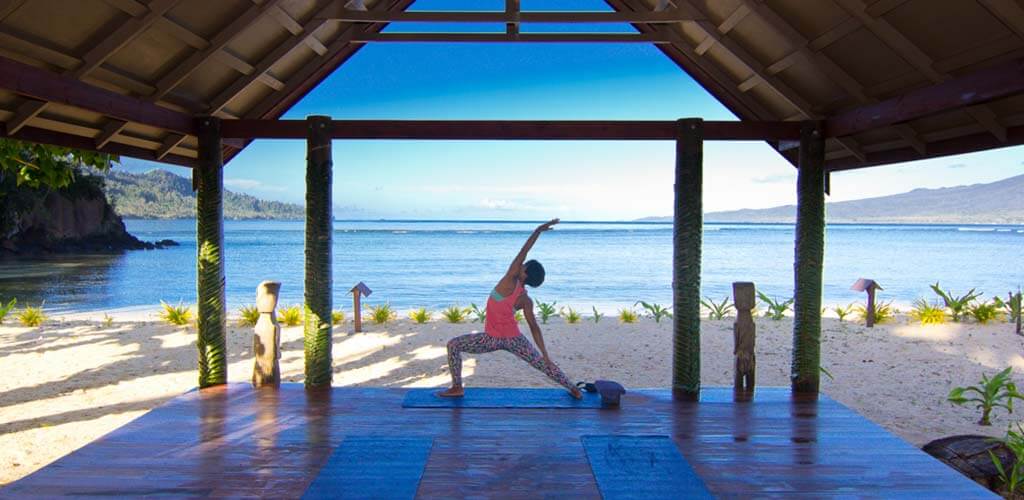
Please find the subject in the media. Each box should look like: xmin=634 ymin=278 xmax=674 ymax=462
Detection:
xmin=0 ymin=298 xmax=16 ymax=324
xmin=930 ymin=282 xmax=982 ymax=322
xmin=238 ymin=305 xmax=259 ymax=327
xmin=909 ymin=299 xmax=946 ymax=325
xmin=562 ymin=306 xmax=581 ymax=324
xmin=590 ymin=306 xmax=603 ymax=323
xmin=537 ymin=301 xmax=558 ymax=324
xmin=409 ymin=307 xmax=431 ymax=324
xmin=618 ymin=308 xmax=638 ymax=323
xmin=970 ymin=300 xmax=1002 ymax=324
xmin=469 ymin=303 xmax=487 ymax=323
xmin=948 ymin=367 xmax=1023 ymax=426
xmin=442 ymin=305 xmax=468 ymax=324
xmin=278 ymin=305 xmax=303 ymax=327
xmin=366 ymin=303 xmax=396 ymax=325
xmin=514 ymin=310 xmax=524 ymax=323
xmin=332 ymin=310 xmax=345 ymax=324
xmin=855 ymin=300 xmax=894 ymax=324
xmin=159 ymin=301 xmax=192 ymax=326
xmin=102 ymin=313 xmax=114 ymax=328
xmin=989 ymin=423 xmax=1024 ymax=496
xmin=17 ymin=304 xmax=46 ymax=327
xmin=995 ymin=290 xmax=1023 ymax=324
xmin=832 ymin=303 xmax=854 ymax=322
xmin=757 ymin=292 xmax=793 ymax=320
xmin=700 ymin=296 xmax=733 ymax=320
xmin=636 ymin=301 xmax=672 ymax=323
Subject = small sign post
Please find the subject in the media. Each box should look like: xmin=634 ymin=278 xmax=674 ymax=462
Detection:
xmin=350 ymin=281 xmax=372 ymax=333
xmin=850 ymin=278 xmax=883 ymax=328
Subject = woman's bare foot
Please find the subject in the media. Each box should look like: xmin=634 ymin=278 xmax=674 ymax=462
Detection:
xmin=437 ymin=386 xmax=464 ymax=398
xmin=569 ymin=387 xmax=583 ymax=400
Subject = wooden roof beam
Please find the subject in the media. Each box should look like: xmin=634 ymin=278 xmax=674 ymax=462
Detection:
xmin=315 ymin=6 xmax=703 ymax=23
xmin=980 ymin=0 xmax=1024 ymax=39
xmin=351 ymin=33 xmax=674 ymax=43
xmin=2 ymin=123 xmax=196 ymax=167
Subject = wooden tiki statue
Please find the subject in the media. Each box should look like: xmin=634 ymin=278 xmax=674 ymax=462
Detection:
xmin=733 ymin=281 xmax=756 ymax=399
xmin=252 ymin=281 xmax=282 ymax=387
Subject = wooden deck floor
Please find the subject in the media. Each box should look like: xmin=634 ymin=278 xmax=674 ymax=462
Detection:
xmin=2 ymin=384 xmax=993 ymax=498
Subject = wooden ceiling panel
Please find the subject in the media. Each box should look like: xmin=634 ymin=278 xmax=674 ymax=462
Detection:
xmin=764 ymin=0 xmax=849 ymax=41
xmin=746 ymin=83 xmax=796 ymax=119
xmin=4 ymin=0 xmax=123 ymax=55
xmin=269 ymin=44 xmax=318 ymax=83
xmin=106 ymin=27 xmax=194 ymax=84
xmin=776 ymin=60 xmax=848 ymax=113
xmin=883 ymin=0 xmax=1011 ymax=62
xmin=226 ymin=14 xmax=293 ymax=63
xmin=174 ymin=58 xmax=243 ymax=109
xmin=728 ymin=12 xmax=794 ymax=69
xmin=166 ymin=0 xmax=251 ymax=39
xmin=821 ymin=27 xmax=908 ymax=88
xmin=223 ymin=82 xmax=276 ymax=119
xmin=279 ymin=0 xmax=323 ymax=23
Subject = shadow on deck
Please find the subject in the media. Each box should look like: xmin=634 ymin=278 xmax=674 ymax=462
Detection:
xmin=1 ymin=384 xmax=992 ymax=498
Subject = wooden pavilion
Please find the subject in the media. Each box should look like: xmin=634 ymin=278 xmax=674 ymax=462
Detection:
xmin=0 ymin=0 xmax=1020 ymax=496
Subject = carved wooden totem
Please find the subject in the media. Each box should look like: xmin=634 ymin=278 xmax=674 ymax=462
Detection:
xmin=252 ymin=281 xmax=282 ymax=387
xmin=733 ymin=281 xmax=756 ymax=400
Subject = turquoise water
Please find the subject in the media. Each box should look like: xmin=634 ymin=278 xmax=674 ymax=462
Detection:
xmin=1 ymin=219 xmax=1021 ymax=313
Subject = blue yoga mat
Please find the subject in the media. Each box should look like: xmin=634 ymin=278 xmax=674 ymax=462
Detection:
xmin=581 ymin=435 xmax=714 ymax=499
xmin=303 ymin=437 xmax=433 ymax=499
xmin=402 ymin=388 xmax=603 ymax=408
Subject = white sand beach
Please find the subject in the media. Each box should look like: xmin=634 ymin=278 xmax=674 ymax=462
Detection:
xmin=2 ymin=311 xmax=1023 ymax=485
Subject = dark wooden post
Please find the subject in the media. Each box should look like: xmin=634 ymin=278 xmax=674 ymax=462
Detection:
xmin=791 ymin=121 xmax=826 ymax=397
xmin=733 ymin=281 xmax=756 ymax=401
xmin=350 ymin=282 xmax=372 ymax=333
xmin=195 ymin=116 xmax=226 ymax=388
xmin=304 ymin=115 xmax=333 ymax=388
xmin=673 ymin=118 xmax=703 ymax=401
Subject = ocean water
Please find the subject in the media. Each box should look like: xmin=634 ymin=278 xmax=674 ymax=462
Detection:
xmin=1 ymin=219 xmax=1021 ymax=313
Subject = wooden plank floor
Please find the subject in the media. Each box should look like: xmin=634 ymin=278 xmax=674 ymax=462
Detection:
xmin=1 ymin=384 xmax=993 ymax=499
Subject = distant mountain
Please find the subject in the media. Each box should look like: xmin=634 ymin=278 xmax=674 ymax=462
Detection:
xmin=639 ymin=174 xmax=1024 ymax=224
xmin=103 ymin=169 xmax=304 ymax=220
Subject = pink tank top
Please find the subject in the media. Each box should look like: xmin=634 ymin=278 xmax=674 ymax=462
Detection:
xmin=484 ymin=283 xmax=524 ymax=338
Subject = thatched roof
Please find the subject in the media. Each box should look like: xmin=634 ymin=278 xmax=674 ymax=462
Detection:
xmin=1 ymin=0 xmax=1022 ymax=170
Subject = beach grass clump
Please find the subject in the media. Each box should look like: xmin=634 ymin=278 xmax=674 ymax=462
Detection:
xmin=237 ymin=305 xmax=259 ymax=327
xmin=910 ymin=299 xmax=946 ymax=325
xmin=618 ymin=308 xmax=638 ymax=323
xmin=562 ymin=306 xmax=581 ymax=324
xmin=0 ymin=298 xmax=16 ymax=324
xmin=159 ymin=301 xmax=192 ymax=326
xmin=989 ymin=422 xmax=1024 ymax=496
xmin=102 ymin=313 xmax=114 ymax=328
xmin=278 ymin=305 xmax=303 ymax=327
xmin=636 ymin=301 xmax=672 ymax=323
xmin=332 ymin=310 xmax=345 ymax=324
xmin=442 ymin=305 xmax=468 ymax=324
xmin=970 ymin=300 xmax=1003 ymax=324
xmin=366 ymin=303 xmax=396 ymax=325
xmin=17 ymin=304 xmax=46 ymax=327
xmin=409 ymin=307 xmax=431 ymax=324
xmin=469 ymin=303 xmax=487 ymax=323
xmin=948 ymin=367 xmax=1023 ymax=426
xmin=995 ymin=290 xmax=1022 ymax=323
xmin=832 ymin=303 xmax=855 ymax=322
xmin=757 ymin=292 xmax=793 ymax=321
xmin=591 ymin=306 xmax=603 ymax=323
xmin=930 ymin=282 xmax=982 ymax=322
xmin=856 ymin=300 xmax=894 ymax=324
xmin=700 ymin=296 xmax=734 ymax=320
xmin=537 ymin=301 xmax=558 ymax=324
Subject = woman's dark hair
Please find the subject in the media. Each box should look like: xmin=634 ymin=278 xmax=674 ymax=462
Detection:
xmin=523 ymin=259 xmax=545 ymax=287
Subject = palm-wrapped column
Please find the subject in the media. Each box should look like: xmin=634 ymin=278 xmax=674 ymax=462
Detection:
xmin=304 ymin=115 xmax=333 ymax=388
xmin=673 ymin=118 xmax=703 ymax=400
xmin=791 ymin=121 xmax=826 ymax=396
xmin=196 ymin=116 xmax=226 ymax=388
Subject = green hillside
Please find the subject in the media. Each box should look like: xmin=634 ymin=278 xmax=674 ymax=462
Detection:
xmin=103 ymin=169 xmax=303 ymax=220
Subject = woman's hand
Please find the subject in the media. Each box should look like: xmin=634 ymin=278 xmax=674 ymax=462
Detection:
xmin=536 ymin=218 xmax=560 ymax=233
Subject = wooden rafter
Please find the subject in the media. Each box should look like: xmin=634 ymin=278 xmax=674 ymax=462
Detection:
xmin=980 ymin=0 xmax=1024 ymax=39
xmin=2 ymin=123 xmax=196 ymax=167
xmin=351 ymin=33 xmax=675 ymax=43
xmin=316 ymin=6 xmax=703 ymax=23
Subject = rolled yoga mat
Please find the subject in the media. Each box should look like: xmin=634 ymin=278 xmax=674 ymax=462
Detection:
xmin=303 ymin=437 xmax=433 ymax=499
xmin=581 ymin=435 xmax=714 ymax=499
xmin=402 ymin=387 xmax=603 ymax=408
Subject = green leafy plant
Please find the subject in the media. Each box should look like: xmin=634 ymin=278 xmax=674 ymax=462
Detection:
xmin=17 ymin=303 xmax=46 ymax=327
xmin=332 ymin=310 xmax=345 ymax=324
xmin=636 ymin=301 xmax=672 ymax=323
xmin=591 ymin=306 xmax=603 ymax=323
xmin=0 ymin=298 xmax=16 ymax=324
xmin=820 ymin=366 xmax=835 ymax=381
xmin=469 ymin=303 xmax=487 ymax=323
xmin=855 ymin=300 xmax=894 ymax=324
xmin=409 ymin=307 xmax=431 ymax=324
xmin=618 ymin=308 xmax=638 ymax=323
xmin=995 ymin=290 xmax=1023 ymax=323
xmin=537 ymin=301 xmax=558 ymax=324
xmin=102 ymin=313 xmax=114 ymax=328
xmin=237 ymin=305 xmax=259 ymax=327
xmin=159 ymin=301 xmax=192 ymax=326
xmin=278 ymin=305 xmax=303 ymax=327
xmin=700 ymin=296 xmax=734 ymax=320
xmin=832 ymin=303 xmax=854 ymax=322
xmin=442 ymin=305 xmax=469 ymax=324
xmin=948 ymin=367 xmax=1023 ymax=426
xmin=757 ymin=291 xmax=793 ymax=320
xmin=366 ymin=303 xmax=396 ymax=325
xmin=930 ymin=282 xmax=982 ymax=322
xmin=969 ymin=300 xmax=1002 ymax=324
xmin=514 ymin=310 xmax=524 ymax=323
xmin=989 ymin=423 xmax=1024 ymax=496
xmin=910 ymin=299 xmax=946 ymax=325
xmin=562 ymin=306 xmax=581 ymax=324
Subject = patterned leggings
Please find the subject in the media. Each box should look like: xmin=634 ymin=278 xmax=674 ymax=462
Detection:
xmin=446 ymin=332 xmax=574 ymax=390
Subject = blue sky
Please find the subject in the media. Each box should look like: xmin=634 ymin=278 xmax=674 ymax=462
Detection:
xmin=122 ymin=0 xmax=1024 ymax=220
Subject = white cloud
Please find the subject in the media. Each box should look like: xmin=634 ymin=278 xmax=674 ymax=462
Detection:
xmin=224 ymin=178 xmax=285 ymax=192
xmin=478 ymin=198 xmax=520 ymax=210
